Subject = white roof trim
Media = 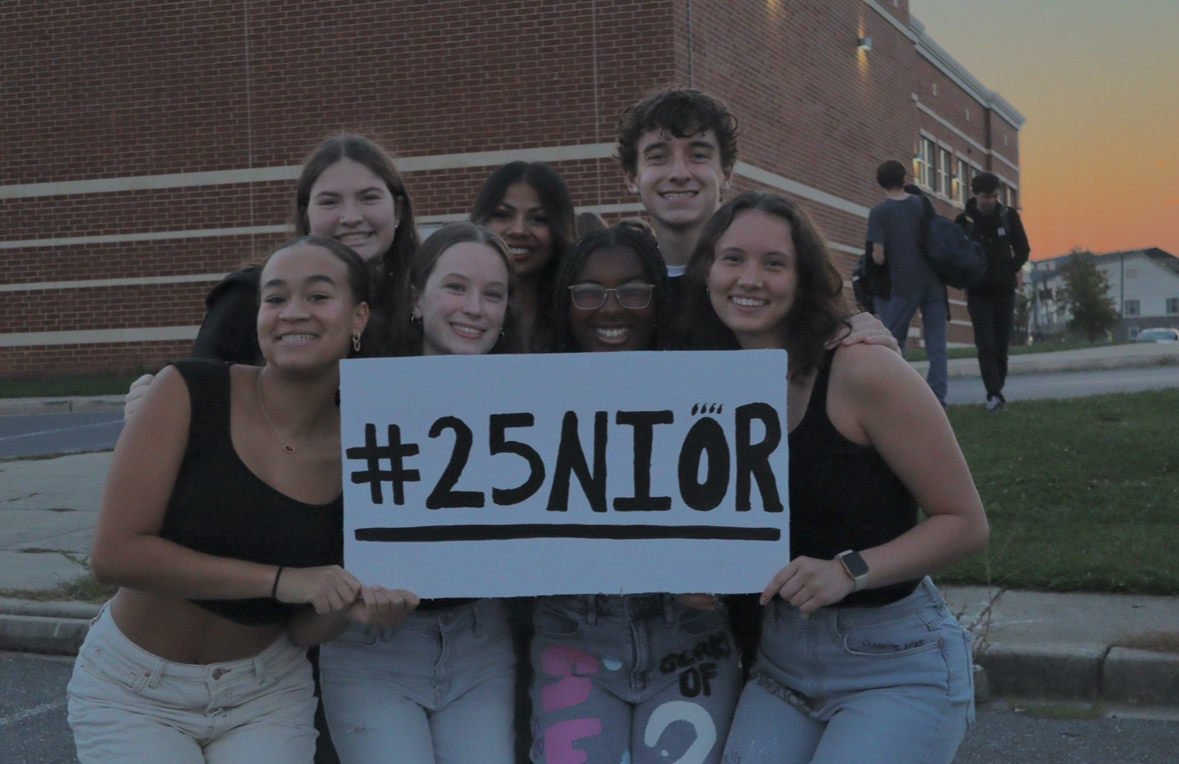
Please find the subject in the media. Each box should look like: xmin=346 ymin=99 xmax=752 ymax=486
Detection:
xmin=909 ymin=16 xmax=1025 ymax=130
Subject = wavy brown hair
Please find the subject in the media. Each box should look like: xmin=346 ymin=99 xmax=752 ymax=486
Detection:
xmin=680 ymin=191 xmax=849 ymax=379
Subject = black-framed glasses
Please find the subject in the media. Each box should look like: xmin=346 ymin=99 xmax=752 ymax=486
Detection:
xmin=568 ymin=283 xmax=656 ymax=311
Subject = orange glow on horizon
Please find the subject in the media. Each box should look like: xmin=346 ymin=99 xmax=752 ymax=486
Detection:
xmin=910 ymin=1 xmax=1179 ymax=259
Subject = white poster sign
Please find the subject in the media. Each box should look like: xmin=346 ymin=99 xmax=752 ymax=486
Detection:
xmin=340 ymin=350 xmax=789 ymax=597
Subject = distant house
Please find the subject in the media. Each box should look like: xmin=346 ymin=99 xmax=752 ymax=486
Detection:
xmin=1025 ymin=248 xmax=1179 ymax=341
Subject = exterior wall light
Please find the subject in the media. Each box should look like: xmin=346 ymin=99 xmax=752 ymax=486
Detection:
xmin=858 ymin=36 xmax=873 ymax=52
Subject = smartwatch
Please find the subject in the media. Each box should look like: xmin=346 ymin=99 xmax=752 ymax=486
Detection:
xmin=836 ymin=550 xmax=870 ymax=592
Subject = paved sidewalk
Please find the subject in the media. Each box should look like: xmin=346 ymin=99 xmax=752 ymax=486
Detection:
xmin=911 ymin=340 xmax=1179 ymax=378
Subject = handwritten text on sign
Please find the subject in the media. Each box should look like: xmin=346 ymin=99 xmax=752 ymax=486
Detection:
xmin=339 ymin=351 xmax=789 ymax=597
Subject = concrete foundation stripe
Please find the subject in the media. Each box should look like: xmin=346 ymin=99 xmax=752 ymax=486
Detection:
xmin=0 ymin=225 xmax=289 ymax=250
xmin=0 ymin=144 xmax=618 ymax=200
xmin=0 ymin=273 xmax=230 ymax=293
xmin=735 ymin=163 xmax=871 ymax=218
xmin=0 ymin=698 xmax=68 ymax=728
xmin=0 ymin=326 xmax=200 ymax=348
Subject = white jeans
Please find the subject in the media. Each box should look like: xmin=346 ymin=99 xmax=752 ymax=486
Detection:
xmin=67 ymin=606 xmax=317 ymax=764
xmin=319 ymin=598 xmax=517 ymax=764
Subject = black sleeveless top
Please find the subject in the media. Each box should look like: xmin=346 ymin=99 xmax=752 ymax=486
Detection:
xmin=789 ymin=350 xmax=921 ymax=606
xmin=159 ymin=359 xmax=344 ymax=625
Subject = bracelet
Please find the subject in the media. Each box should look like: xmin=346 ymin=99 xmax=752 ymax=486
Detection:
xmin=271 ymin=566 xmax=285 ymax=600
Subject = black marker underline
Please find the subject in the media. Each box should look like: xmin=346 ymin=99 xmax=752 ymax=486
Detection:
xmin=355 ymin=525 xmax=781 ymax=542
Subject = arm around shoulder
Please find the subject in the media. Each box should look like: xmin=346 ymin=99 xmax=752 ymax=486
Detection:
xmin=193 ymin=267 xmax=262 ymax=364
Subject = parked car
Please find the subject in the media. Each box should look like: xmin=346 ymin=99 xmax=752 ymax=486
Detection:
xmin=1135 ymin=328 xmax=1179 ymax=343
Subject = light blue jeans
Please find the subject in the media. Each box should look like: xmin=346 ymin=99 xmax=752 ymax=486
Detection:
xmin=722 ymin=578 xmax=974 ymax=764
xmin=876 ymin=283 xmax=949 ymax=404
xmin=318 ymin=598 xmax=516 ymax=764
xmin=530 ymin=594 xmax=741 ymax=764
xmin=67 ymin=606 xmax=317 ymax=764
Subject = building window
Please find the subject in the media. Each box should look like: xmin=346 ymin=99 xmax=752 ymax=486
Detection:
xmin=1124 ymin=299 xmax=1140 ymax=317
xmin=917 ymin=137 xmax=935 ymax=189
xmin=1167 ymin=297 xmax=1179 ymax=315
xmin=937 ymin=148 xmax=952 ymax=196
xmin=1125 ymin=268 xmax=1138 ymax=279
xmin=955 ymin=158 xmax=970 ymax=203
xmin=1009 ymin=186 xmax=1019 ymax=209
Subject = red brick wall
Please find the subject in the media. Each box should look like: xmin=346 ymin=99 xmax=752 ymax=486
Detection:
xmin=1 ymin=0 xmax=1018 ymax=376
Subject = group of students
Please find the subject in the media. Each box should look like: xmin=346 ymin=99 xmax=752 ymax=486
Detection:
xmin=66 ymin=89 xmax=989 ymax=764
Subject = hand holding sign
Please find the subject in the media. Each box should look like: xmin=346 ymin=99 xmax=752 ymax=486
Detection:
xmin=341 ymin=351 xmax=790 ymax=597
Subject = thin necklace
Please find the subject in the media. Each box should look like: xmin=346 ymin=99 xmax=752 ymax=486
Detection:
xmin=256 ymin=373 xmax=337 ymax=454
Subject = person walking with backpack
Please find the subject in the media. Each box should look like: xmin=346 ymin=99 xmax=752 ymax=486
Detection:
xmin=867 ymin=160 xmax=949 ymax=406
xmin=955 ymin=172 xmax=1031 ymax=412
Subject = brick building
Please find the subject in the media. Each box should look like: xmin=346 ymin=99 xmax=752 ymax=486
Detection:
xmin=0 ymin=0 xmax=1023 ymax=377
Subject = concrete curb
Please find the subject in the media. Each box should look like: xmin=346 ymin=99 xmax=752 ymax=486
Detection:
xmin=1104 ymin=647 xmax=1179 ymax=706
xmin=979 ymin=644 xmax=1105 ymax=700
xmin=0 ymin=596 xmax=1173 ymax=711
xmin=0 ymin=599 xmax=101 ymax=656
xmin=0 ymin=614 xmax=92 ymax=655
xmin=0 ymin=396 xmax=124 ymax=416
xmin=0 ymin=597 xmax=103 ymax=620
xmin=978 ymin=644 xmax=1179 ymax=707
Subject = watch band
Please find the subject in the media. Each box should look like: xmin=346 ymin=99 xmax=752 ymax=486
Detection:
xmin=836 ymin=550 xmax=870 ymax=592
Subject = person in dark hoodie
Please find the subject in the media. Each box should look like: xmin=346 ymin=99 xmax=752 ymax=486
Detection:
xmin=955 ymin=172 xmax=1031 ymax=412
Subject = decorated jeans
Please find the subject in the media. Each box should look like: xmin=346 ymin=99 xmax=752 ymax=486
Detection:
xmin=319 ymin=598 xmax=517 ymax=764
xmin=530 ymin=594 xmax=741 ymax=764
xmin=722 ymin=577 xmax=974 ymax=764
xmin=67 ymin=606 xmax=316 ymax=764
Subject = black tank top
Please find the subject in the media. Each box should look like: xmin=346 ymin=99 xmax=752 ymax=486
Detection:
xmin=789 ymin=350 xmax=920 ymax=606
xmin=159 ymin=359 xmax=344 ymax=625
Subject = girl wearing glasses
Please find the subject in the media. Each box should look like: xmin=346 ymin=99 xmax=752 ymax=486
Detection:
xmin=529 ymin=224 xmax=741 ymax=764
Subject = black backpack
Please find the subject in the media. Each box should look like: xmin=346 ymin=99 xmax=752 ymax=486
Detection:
xmin=852 ymin=239 xmax=890 ymax=309
xmin=922 ymin=211 xmax=987 ymax=290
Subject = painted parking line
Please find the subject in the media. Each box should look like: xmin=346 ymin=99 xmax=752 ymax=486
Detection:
xmin=0 ymin=698 xmax=68 ymax=729
xmin=0 ymin=420 xmax=123 ymax=442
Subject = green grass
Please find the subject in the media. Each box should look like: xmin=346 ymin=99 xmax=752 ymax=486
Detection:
xmin=0 ymin=574 xmax=116 ymax=605
xmin=0 ymin=370 xmax=150 ymax=399
xmin=940 ymin=389 xmax=1179 ymax=594
xmin=0 ymin=553 xmax=116 ymax=605
xmin=905 ymin=338 xmax=1128 ymax=363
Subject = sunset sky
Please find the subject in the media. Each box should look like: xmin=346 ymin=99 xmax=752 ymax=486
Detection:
xmin=910 ymin=0 xmax=1179 ymax=260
